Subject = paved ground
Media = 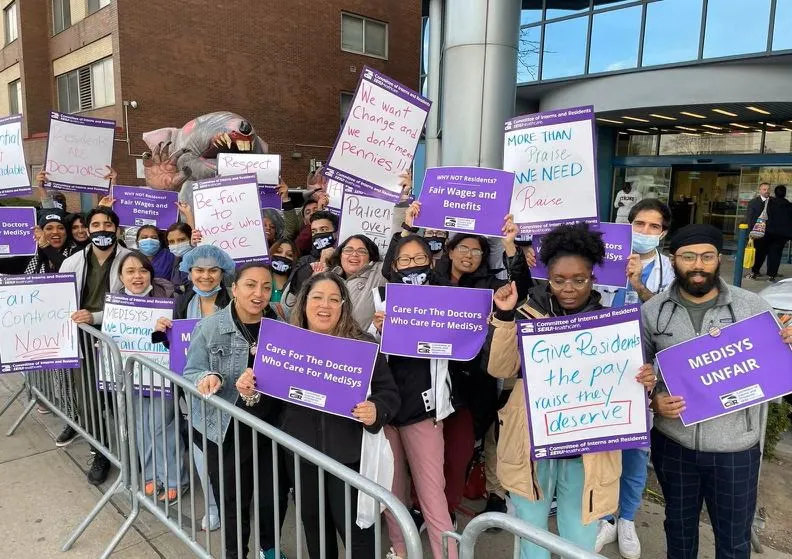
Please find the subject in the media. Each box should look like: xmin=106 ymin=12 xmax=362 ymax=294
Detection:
xmin=1 ymin=259 xmax=791 ymax=559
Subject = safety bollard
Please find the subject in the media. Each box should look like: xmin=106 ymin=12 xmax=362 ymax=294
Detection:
xmin=733 ymin=223 xmax=749 ymax=287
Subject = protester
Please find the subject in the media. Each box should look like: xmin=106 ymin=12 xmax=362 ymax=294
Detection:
xmin=764 ymin=185 xmax=792 ymax=282
xmin=184 ymin=263 xmax=289 ymax=559
xmin=136 ymin=225 xmax=181 ymax=284
xmin=268 ymin=239 xmax=299 ymax=305
xmin=294 ymin=189 xmax=329 ymax=254
xmin=263 ymin=181 xmax=300 ymax=244
xmin=164 ymin=222 xmax=192 ymax=288
xmin=747 ymin=181 xmax=772 ymax=279
xmin=484 ymin=223 xmax=656 ymax=559
xmin=274 ymin=272 xmax=400 ymax=559
xmin=65 ymin=212 xmax=90 ymax=251
xmin=643 ymin=223 xmax=787 ymax=559
xmin=613 ymin=181 xmax=642 ymax=224
xmin=424 ymin=229 xmax=448 ymax=263
xmin=25 ymin=209 xmax=73 ymax=274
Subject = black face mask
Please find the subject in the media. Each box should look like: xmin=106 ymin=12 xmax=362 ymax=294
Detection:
xmin=427 ymin=238 xmax=446 ymax=254
xmin=394 ymin=265 xmax=432 ymax=285
xmin=311 ymin=231 xmax=336 ymax=254
xmin=514 ymin=234 xmax=532 ymax=247
xmin=89 ymin=230 xmax=117 ymax=250
xmin=270 ymin=255 xmax=293 ymax=276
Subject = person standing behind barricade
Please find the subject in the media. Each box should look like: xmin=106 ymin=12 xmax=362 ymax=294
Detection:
xmin=61 ymin=206 xmax=132 ymax=486
xmin=135 ymin=225 xmax=183 ymax=285
xmin=163 ymin=221 xmax=193 ymax=289
xmin=483 ymin=223 xmax=656 ymax=559
xmin=270 ymin=272 xmax=400 ymax=559
xmin=263 ymin=180 xmax=300 ymax=245
xmin=268 ymin=239 xmax=299 ymax=308
xmin=183 ymin=263 xmax=289 ymax=559
xmin=152 ymin=243 xmax=235 ymax=532
xmin=294 ymin=189 xmax=328 ymax=254
xmin=65 ymin=212 xmax=90 ymax=252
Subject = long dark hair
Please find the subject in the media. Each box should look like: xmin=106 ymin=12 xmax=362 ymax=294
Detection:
xmin=289 ymin=272 xmax=371 ymax=341
xmin=332 ymin=234 xmax=381 ymax=268
xmin=136 ymin=224 xmax=166 ymax=245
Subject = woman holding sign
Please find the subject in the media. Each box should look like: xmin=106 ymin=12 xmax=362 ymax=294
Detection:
xmin=484 ymin=224 xmax=656 ymax=559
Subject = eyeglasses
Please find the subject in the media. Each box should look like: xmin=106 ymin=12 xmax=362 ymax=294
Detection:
xmin=548 ymin=277 xmax=591 ymax=291
xmin=675 ymin=251 xmax=718 ymax=264
xmin=396 ymin=254 xmax=430 ymax=267
xmin=308 ymin=294 xmax=344 ymax=308
xmin=454 ymin=246 xmax=484 ymax=258
xmin=342 ymin=247 xmax=370 ymax=257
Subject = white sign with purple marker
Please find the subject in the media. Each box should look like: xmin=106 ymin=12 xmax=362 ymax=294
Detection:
xmin=338 ymin=186 xmax=394 ymax=258
xmin=217 ymin=153 xmax=281 ymax=186
xmin=0 ymin=114 xmax=31 ymax=197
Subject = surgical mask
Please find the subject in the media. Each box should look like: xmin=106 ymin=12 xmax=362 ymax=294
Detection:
xmin=138 ymin=238 xmax=161 ymax=257
xmin=631 ymin=232 xmax=662 ymax=254
xmin=124 ymin=285 xmax=153 ymax=297
xmin=270 ymin=255 xmax=294 ymax=276
xmin=89 ymin=230 xmax=117 ymax=250
xmin=169 ymin=241 xmax=192 ymax=257
xmin=427 ymin=238 xmax=445 ymax=254
xmin=193 ymin=284 xmax=222 ymax=297
xmin=395 ymin=265 xmax=431 ymax=285
xmin=311 ymin=231 xmax=336 ymax=253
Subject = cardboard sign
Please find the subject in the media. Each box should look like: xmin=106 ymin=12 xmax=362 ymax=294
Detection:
xmin=0 ymin=207 xmax=36 ymax=256
xmin=324 ymin=66 xmax=431 ymax=201
xmin=113 ymin=185 xmax=179 ymax=229
xmin=503 ymin=106 xmax=598 ymax=235
xmin=0 ymin=114 xmax=31 ymax=197
xmin=45 ymin=111 xmax=115 ymax=194
xmin=338 ymin=187 xmax=393 ymax=257
xmin=217 ymin=153 xmax=281 ymax=185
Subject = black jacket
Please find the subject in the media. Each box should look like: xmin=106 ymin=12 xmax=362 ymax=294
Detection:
xmin=278 ymin=352 xmax=400 ymax=464
xmin=766 ymin=196 xmax=792 ymax=239
xmin=746 ymin=195 xmax=768 ymax=229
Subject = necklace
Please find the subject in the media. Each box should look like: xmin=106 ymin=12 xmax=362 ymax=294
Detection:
xmin=232 ymin=304 xmax=261 ymax=355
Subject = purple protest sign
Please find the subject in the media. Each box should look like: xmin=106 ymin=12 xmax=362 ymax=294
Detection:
xmin=517 ymin=305 xmax=650 ymax=459
xmin=253 ymin=319 xmax=377 ymax=420
xmin=0 ymin=114 xmax=31 ymax=197
xmin=259 ymin=186 xmax=283 ymax=210
xmin=530 ymin=222 xmax=632 ymax=289
xmin=503 ymin=106 xmax=599 ymax=235
xmin=113 ymin=185 xmax=179 ymax=229
xmin=45 ymin=111 xmax=116 ymax=194
xmin=656 ymin=311 xmax=792 ymax=426
xmin=167 ymin=318 xmax=200 ymax=375
xmin=0 ymin=273 xmax=79 ymax=373
xmin=0 ymin=207 xmax=36 ymax=256
xmin=380 ymin=284 xmax=492 ymax=360
xmin=414 ymin=167 xmax=514 ymax=237
xmin=324 ymin=66 xmax=431 ymax=202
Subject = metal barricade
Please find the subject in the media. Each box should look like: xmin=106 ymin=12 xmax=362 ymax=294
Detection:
xmin=4 ymin=324 xmax=132 ymax=557
xmin=121 ymin=354 xmax=424 ymax=559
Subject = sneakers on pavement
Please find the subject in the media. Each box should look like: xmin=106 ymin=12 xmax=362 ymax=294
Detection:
xmin=87 ymin=453 xmax=111 ymax=486
xmin=55 ymin=425 xmax=79 ymax=447
xmin=618 ymin=518 xmax=641 ymax=559
xmin=595 ymin=519 xmax=618 ymax=553
xmin=201 ymin=512 xmax=221 ymax=531
xmin=409 ymin=506 xmax=426 ymax=533
xmin=482 ymin=494 xmax=507 ymax=532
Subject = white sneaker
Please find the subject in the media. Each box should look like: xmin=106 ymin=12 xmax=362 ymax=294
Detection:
xmin=201 ymin=512 xmax=220 ymax=531
xmin=617 ymin=518 xmax=641 ymax=559
xmin=595 ymin=519 xmax=617 ymax=553
xmin=385 ymin=547 xmax=404 ymax=559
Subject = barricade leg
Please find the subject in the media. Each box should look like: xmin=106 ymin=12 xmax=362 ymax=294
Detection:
xmin=6 ymin=393 xmax=36 ymax=436
xmin=0 ymin=379 xmax=26 ymax=418
xmin=61 ymin=474 xmax=126 ymax=551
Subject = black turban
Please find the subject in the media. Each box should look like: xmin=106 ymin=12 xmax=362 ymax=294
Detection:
xmin=669 ymin=224 xmax=723 ymax=254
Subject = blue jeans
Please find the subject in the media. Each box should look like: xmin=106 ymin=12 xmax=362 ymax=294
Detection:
xmin=135 ymin=397 xmax=186 ymax=489
xmin=510 ymin=458 xmax=597 ymax=559
xmin=606 ymin=448 xmax=649 ymax=522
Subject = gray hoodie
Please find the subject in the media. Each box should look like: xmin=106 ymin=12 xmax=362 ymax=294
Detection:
xmin=642 ymin=278 xmax=775 ymax=453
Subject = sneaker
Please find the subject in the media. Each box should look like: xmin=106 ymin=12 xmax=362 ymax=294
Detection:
xmin=409 ymin=506 xmax=426 ymax=534
xmin=482 ymin=494 xmax=506 ymax=532
xmin=55 ymin=425 xmax=79 ymax=447
xmin=259 ymin=549 xmax=287 ymax=559
xmin=386 ymin=548 xmax=404 ymax=559
xmin=595 ymin=519 xmax=618 ymax=553
xmin=549 ymin=496 xmax=557 ymax=517
xmin=144 ymin=480 xmax=158 ymax=497
xmin=769 ymin=276 xmax=779 ymax=283
xmin=617 ymin=518 xmax=641 ymax=559
xmin=201 ymin=512 xmax=220 ymax=531
xmin=87 ymin=453 xmax=111 ymax=486
xmin=37 ymin=405 xmax=51 ymax=414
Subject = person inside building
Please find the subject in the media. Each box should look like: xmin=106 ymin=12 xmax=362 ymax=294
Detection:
xmin=764 ymin=184 xmax=792 ymax=282
xmin=747 ymin=181 xmax=772 ymax=279
xmin=613 ymin=182 xmax=643 ymax=224
xmin=484 ymin=223 xmax=656 ymax=559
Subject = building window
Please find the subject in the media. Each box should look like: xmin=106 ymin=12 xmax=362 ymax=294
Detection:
xmin=56 ymin=57 xmax=115 ymax=113
xmin=642 ymin=0 xmax=703 ymax=67
xmin=87 ymin=0 xmax=111 ymax=16
xmin=341 ymin=13 xmax=388 ymax=58
xmin=4 ymin=2 xmax=18 ymax=44
xmin=8 ymin=79 xmax=21 ymax=114
xmin=588 ymin=5 xmax=641 ymax=73
xmin=53 ymin=0 xmax=72 ymax=34
xmin=703 ymin=0 xmax=772 ymax=58
xmin=340 ymin=92 xmax=354 ymax=126
xmin=541 ymin=16 xmax=587 ymax=80
xmin=773 ymin=0 xmax=792 ymax=51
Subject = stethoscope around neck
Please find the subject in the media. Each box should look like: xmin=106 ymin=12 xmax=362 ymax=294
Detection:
xmin=653 ymin=298 xmax=737 ymax=337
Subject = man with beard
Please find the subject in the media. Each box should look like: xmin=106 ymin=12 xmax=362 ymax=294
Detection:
xmin=641 ymin=224 xmax=791 ymax=559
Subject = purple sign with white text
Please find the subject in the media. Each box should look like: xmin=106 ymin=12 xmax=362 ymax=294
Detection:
xmin=414 ymin=167 xmax=515 ymax=237
xmin=113 ymin=185 xmax=179 ymax=229
xmin=380 ymin=284 xmax=492 ymax=360
xmin=167 ymin=318 xmax=200 ymax=375
xmin=517 ymin=305 xmax=650 ymax=459
xmin=253 ymin=319 xmax=377 ymax=420
xmin=0 ymin=207 xmax=36 ymax=256
xmin=656 ymin=311 xmax=792 ymax=426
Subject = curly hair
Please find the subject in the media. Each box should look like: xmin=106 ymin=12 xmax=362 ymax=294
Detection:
xmin=539 ymin=223 xmax=605 ymax=270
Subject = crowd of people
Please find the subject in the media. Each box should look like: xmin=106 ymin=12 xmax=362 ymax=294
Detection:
xmin=2 ymin=168 xmax=791 ymax=559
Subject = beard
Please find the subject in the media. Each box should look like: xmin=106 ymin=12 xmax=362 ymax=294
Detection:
xmin=674 ymin=263 xmax=720 ymax=297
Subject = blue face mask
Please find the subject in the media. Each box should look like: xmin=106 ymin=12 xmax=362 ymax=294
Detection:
xmin=193 ymin=284 xmax=222 ymax=298
xmin=631 ymin=232 xmax=661 ymax=254
xmin=169 ymin=241 xmax=191 ymax=258
xmin=138 ymin=238 xmax=161 ymax=257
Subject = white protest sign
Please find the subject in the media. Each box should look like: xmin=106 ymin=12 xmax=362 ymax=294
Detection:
xmin=326 ymin=179 xmax=344 ymax=213
xmin=193 ymin=173 xmax=269 ymax=263
xmin=324 ymin=66 xmax=430 ymax=201
xmin=45 ymin=111 xmax=115 ymax=194
xmin=217 ymin=154 xmax=281 ymax=185
xmin=503 ymin=106 xmax=598 ymax=235
xmin=0 ymin=115 xmax=30 ymax=197
xmin=0 ymin=273 xmax=79 ymax=373
xmin=338 ymin=187 xmax=393 ymax=257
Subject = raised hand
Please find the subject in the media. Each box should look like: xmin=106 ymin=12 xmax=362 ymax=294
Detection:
xmin=493 ymin=281 xmax=519 ymax=312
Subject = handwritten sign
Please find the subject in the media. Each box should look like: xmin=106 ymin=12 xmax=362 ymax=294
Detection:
xmin=101 ymin=294 xmax=174 ymax=395
xmin=45 ymin=111 xmax=115 ymax=194
xmin=415 ymin=167 xmax=514 ymax=237
xmin=253 ymin=319 xmax=378 ymax=419
xmin=0 ymin=207 xmax=36 ymax=256
xmin=338 ymin=187 xmax=393 ymax=257
xmin=217 ymin=154 xmax=280 ymax=185
xmin=381 ymin=284 xmax=493 ymax=360
xmin=326 ymin=179 xmax=344 ymax=214
xmin=518 ymin=305 xmax=649 ymax=459
xmin=324 ymin=66 xmax=431 ymax=201
xmin=503 ymin=106 xmax=598 ymax=235
xmin=0 ymin=114 xmax=30 ymax=197
xmin=166 ymin=318 xmax=200 ymax=375
xmin=193 ymin=173 xmax=269 ymax=263
xmin=656 ymin=311 xmax=792 ymax=426
xmin=531 ymin=223 xmax=632 ymax=290
xmin=113 ymin=185 xmax=179 ymax=229
xmin=0 ymin=273 xmax=79 ymax=373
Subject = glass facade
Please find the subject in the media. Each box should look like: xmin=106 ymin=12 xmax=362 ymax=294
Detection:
xmin=519 ymin=0 xmax=792 ymax=84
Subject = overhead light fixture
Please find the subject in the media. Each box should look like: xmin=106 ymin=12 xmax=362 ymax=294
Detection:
xmin=765 ymin=122 xmax=778 ymax=128
xmin=623 ymin=116 xmax=650 ymax=122
xmin=626 ymin=128 xmax=651 ymax=134
xmin=712 ymin=108 xmax=738 ymax=117
xmin=730 ymin=123 xmax=751 ymax=129
xmin=703 ymin=131 xmax=721 ymax=135
xmin=650 ymin=113 xmax=676 ymax=121
xmin=746 ymin=106 xmax=771 ymax=115
xmin=675 ymin=126 xmax=697 ymax=131
xmin=617 ymin=131 xmax=628 ymax=135
xmin=680 ymin=111 xmax=707 ymax=119
xmin=596 ymin=118 xmax=624 ymax=125
xmin=681 ymin=132 xmax=699 ymax=136
xmin=702 ymin=124 xmax=722 ymax=130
